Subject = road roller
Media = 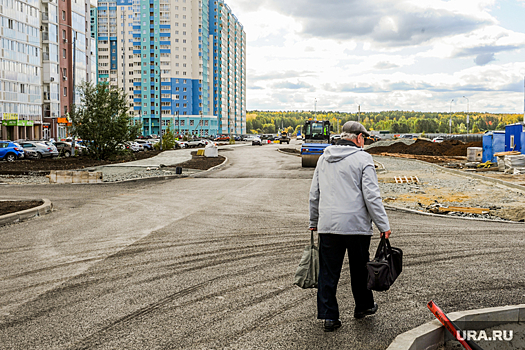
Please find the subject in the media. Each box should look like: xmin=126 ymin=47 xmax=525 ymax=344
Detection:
xmin=300 ymin=120 xmax=331 ymax=167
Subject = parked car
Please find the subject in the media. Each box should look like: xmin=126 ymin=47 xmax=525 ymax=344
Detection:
xmin=214 ymin=135 xmax=230 ymax=141
xmin=331 ymin=134 xmax=341 ymax=145
xmin=175 ymin=140 xmax=188 ymax=149
xmin=135 ymin=139 xmax=153 ymax=150
xmin=23 ymin=148 xmax=40 ymax=159
xmin=125 ymin=141 xmax=143 ymax=152
xmin=186 ymin=138 xmax=207 ymax=148
xmin=53 ymin=141 xmax=85 ymax=157
xmin=432 ymin=137 xmax=445 ymax=143
xmin=252 ymin=137 xmax=262 ymax=146
xmin=18 ymin=141 xmax=59 ymax=159
xmin=296 ymin=135 xmax=303 ymax=140
xmin=0 ymin=141 xmax=24 ymax=161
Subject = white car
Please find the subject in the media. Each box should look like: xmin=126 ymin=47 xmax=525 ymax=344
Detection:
xmin=125 ymin=141 xmax=143 ymax=152
xmin=186 ymin=139 xmax=207 ymax=148
xmin=432 ymin=137 xmax=445 ymax=143
xmin=175 ymin=140 xmax=188 ymax=149
xmin=296 ymin=135 xmax=303 ymax=140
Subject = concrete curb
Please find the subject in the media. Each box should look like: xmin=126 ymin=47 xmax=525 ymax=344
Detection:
xmin=383 ymin=204 xmax=525 ymax=224
xmin=0 ymin=199 xmax=53 ymax=227
xmin=387 ymin=304 xmax=525 ymax=350
xmin=277 ymin=148 xmax=301 ymax=157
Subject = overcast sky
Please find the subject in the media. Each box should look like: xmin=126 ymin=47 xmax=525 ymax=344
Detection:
xmin=225 ymin=0 xmax=525 ymax=113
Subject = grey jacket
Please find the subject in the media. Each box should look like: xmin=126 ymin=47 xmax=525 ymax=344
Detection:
xmin=309 ymin=144 xmax=390 ymax=235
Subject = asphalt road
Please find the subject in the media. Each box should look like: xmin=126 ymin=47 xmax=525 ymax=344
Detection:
xmin=1 ymin=142 xmax=524 ymax=350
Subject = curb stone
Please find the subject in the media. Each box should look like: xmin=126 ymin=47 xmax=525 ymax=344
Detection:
xmin=0 ymin=199 xmax=53 ymax=227
xmin=387 ymin=304 xmax=525 ymax=350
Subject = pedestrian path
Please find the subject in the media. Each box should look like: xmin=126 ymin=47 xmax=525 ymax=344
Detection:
xmin=104 ymin=149 xmax=193 ymax=167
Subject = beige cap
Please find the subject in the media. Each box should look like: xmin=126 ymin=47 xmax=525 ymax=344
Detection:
xmin=342 ymin=121 xmax=370 ymax=137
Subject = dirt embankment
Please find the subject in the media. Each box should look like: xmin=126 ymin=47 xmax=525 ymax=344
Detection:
xmin=366 ymin=139 xmax=482 ymax=157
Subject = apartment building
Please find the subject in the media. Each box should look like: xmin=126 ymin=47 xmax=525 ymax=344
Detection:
xmin=97 ymin=0 xmax=245 ymax=137
xmin=210 ymin=0 xmax=246 ymax=135
xmin=0 ymin=0 xmax=43 ymax=140
xmin=0 ymin=0 xmax=94 ymax=141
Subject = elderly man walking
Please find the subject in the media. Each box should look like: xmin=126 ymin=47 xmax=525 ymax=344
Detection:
xmin=309 ymin=121 xmax=392 ymax=332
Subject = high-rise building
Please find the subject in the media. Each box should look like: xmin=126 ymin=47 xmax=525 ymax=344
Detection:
xmin=97 ymin=0 xmax=245 ymax=137
xmin=210 ymin=0 xmax=246 ymax=135
xmin=0 ymin=0 xmax=95 ymax=141
xmin=0 ymin=0 xmax=43 ymax=140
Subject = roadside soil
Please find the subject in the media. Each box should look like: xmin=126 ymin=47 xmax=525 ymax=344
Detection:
xmin=0 ymin=200 xmax=43 ymax=216
xmin=167 ymin=151 xmax=225 ymax=170
xmin=0 ymin=150 xmax=163 ymax=174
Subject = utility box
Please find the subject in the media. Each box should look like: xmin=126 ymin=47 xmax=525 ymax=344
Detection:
xmin=482 ymin=131 xmax=505 ymax=162
xmin=521 ymin=132 xmax=525 ymax=155
xmin=505 ymin=124 xmax=523 ymax=152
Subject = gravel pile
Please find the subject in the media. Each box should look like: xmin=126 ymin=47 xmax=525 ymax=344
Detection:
xmin=365 ymin=139 xmax=415 ymax=150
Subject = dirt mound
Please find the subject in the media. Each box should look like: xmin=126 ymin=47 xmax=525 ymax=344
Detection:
xmin=367 ymin=139 xmax=482 ymax=157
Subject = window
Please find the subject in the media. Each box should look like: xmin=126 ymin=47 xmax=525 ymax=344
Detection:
xmin=64 ymin=87 xmax=67 ymax=96
xmin=63 ymin=49 xmax=66 ymax=58
xmin=62 ymin=11 xmax=66 ymax=20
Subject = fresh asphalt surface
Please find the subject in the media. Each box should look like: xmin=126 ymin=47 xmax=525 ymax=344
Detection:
xmin=0 ymin=141 xmax=524 ymax=350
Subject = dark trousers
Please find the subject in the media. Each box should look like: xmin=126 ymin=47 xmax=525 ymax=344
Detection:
xmin=317 ymin=234 xmax=374 ymax=320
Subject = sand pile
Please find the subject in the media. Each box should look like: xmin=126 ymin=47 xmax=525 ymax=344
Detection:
xmin=367 ymin=139 xmax=482 ymax=157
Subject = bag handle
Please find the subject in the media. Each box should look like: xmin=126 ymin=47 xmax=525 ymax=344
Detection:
xmin=374 ymin=236 xmax=392 ymax=258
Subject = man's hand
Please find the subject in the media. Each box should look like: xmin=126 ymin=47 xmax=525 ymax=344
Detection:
xmin=309 ymin=227 xmax=317 ymax=231
xmin=380 ymin=230 xmax=391 ymax=239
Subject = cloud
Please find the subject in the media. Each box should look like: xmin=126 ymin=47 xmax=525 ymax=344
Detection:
xmin=272 ymin=81 xmax=315 ymax=91
xmin=251 ymin=70 xmax=315 ymax=81
xmin=474 ymin=53 xmax=495 ymax=65
xmin=231 ymin=0 xmax=495 ymax=48
xmin=374 ymin=61 xmax=400 ymax=69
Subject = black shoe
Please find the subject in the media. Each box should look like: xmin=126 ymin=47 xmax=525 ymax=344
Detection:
xmin=323 ymin=319 xmax=342 ymax=332
xmin=354 ymin=303 xmax=378 ymax=319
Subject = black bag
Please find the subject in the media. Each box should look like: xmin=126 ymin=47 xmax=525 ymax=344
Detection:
xmin=294 ymin=230 xmax=319 ymax=289
xmin=366 ymin=237 xmax=402 ymax=291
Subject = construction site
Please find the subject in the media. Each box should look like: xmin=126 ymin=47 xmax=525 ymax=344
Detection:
xmin=365 ymin=137 xmax=525 ymax=222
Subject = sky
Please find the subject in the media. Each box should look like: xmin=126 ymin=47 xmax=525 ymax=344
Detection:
xmin=224 ymin=0 xmax=525 ymax=114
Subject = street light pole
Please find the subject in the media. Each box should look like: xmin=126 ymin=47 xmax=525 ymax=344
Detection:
xmin=463 ymin=96 xmax=469 ymax=136
xmin=449 ymin=99 xmax=454 ymax=134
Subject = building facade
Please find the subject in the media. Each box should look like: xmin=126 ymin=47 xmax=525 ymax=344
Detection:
xmin=0 ymin=0 xmax=43 ymax=140
xmin=0 ymin=0 xmax=94 ymax=141
xmin=210 ymin=0 xmax=246 ymax=135
xmin=97 ymin=0 xmax=245 ymax=137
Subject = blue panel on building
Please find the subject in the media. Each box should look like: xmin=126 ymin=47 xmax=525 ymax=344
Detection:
xmin=159 ymin=41 xmax=170 ymax=45
xmin=159 ymin=25 xmax=170 ymax=29
xmin=160 ymin=49 xmax=170 ymax=54
xmin=160 ymin=33 xmax=170 ymax=37
xmin=505 ymin=124 xmax=523 ymax=152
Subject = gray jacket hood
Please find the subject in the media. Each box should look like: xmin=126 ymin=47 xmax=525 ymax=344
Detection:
xmin=323 ymin=145 xmax=363 ymax=163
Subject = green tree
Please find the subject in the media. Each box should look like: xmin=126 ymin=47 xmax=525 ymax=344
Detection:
xmin=70 ymin=82 xmax=142 ymax=160
xmin=160 ymin=125 xmax=176 ymax=150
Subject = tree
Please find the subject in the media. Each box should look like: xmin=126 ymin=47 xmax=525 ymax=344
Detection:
xmin=70 ymin=82 xmax=142 ymax=160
